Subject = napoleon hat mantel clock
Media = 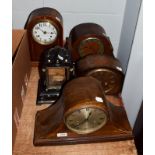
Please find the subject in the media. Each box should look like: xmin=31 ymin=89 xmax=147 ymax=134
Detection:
xmin=25 ymin=7 xmax=63 ymax=62
xmin=34 ymin=77 xmax=133 ymax=146
xmin=76 ymin=54 xmax=124 ymax=95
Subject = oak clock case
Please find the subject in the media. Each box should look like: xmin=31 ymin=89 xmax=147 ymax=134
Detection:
xmin=67 ymin=23 xmax=114 ymax=62
xmin=37 ymin=46 xmax=74 ymax=105
xmin=25 ymin=7 xmax=63 ymax=62
xmin=76 ymin=55 xmax=124 ymax=95
xmin=34 ymin=77 xmax=133 ymax=146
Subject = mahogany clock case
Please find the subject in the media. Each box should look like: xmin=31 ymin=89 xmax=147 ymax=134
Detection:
xmin=76 ymin=54 xmax=124 ymax=95
xmin=34 ymin=77 xmax=133 ymax=146
xmin=67 ymin=23 xmax=114 ymax=62
xmin=25 ymin=7 xmax=63 ymax=62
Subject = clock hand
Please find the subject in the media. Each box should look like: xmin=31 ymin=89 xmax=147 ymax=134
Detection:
xmin=38 ymin=28 xmax=50 ymax=34
xmin=38 ymin=27 xmax=45 ymax=33
xmin=46 ymin=31 xmax=55 ymax=34
xmin=86 ymin=112 xmax=92 ymax=120
xmin=72 ymin=112 xmax=92 ymax=128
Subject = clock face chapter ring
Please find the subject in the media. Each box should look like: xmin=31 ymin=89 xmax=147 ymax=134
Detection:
xmin=78 ymin=37 xmax=104 ymax=57
xmin=32 ymin=20 xmax=59 ymax=45
xmin=86 ymin=68 xmax=123 ymax=94
xmin=63 ymin=76 xmax=109 ymax=134
xmin=64 ymin=107 xmax=108 ymax=134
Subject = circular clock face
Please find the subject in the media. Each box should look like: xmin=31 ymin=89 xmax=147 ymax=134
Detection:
xmin=32 ymin=21 xmax=58 ymax=45
xmin=87 ymin=68 xmax=122 ymax=94
xmin=65 ymin=107 xmax=107 ymax=134
xmin=78 ymin=38 xmax=104 ymax=57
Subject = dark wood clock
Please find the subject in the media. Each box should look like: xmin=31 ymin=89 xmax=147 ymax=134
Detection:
xmin=25 ymin=7 xmax=63 ymax=62
xmin=67 ymin=23 xmax=114 ymax=62
xmin=76 ymin=54 xmax=124 ymax=95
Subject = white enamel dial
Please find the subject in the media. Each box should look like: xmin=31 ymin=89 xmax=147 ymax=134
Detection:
xmin=32 ymin=21 xmax=58 ymax=45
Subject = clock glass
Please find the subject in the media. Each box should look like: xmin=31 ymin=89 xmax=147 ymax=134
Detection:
xmin=65 ymin=107 xmax=107 ymax=134
xmin=78 ymin=37 xmax=104 ymax=57
xmin=32 ymin=21 xmax=58 ymax=45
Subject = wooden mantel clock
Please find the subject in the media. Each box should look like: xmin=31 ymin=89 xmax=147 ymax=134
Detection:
xmin=25 ymin=7 xmax=63 ymax=62
xmin=76 ymin=54 xmax=124 ymax=95
xmin=34 ymin=77 xmax=133 ymax=146
xmin=67 ymin=23 xmax=114 ymax=62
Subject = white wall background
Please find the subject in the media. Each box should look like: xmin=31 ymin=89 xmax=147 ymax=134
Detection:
xmin=118 ymin=0 xmax=142 ymax=72
xmin=122 ymin=3 xmax=143 ymax=127
xmin=12 ymin=0 xmax=127 ymax=56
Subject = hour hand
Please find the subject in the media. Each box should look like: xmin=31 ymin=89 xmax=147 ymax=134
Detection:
xmin=38 ymin=27 xmax=44 ymax=33
xmin=86 ymin=112 xmax=92 ymax=120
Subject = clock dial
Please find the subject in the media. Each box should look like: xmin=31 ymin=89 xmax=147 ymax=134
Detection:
xmin=87 ymin=68 xmax=122 ymax=94
xmin=78 ymin=38 xmax=104 ymax=57
xmin=65 ymin=107 xmax=107 ymax=134
xmin=32 ymin=21 xmax=58 ymax=45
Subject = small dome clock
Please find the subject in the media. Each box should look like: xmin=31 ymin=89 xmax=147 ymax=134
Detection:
xmin=25 ymin=7 xmax=63 ymax=62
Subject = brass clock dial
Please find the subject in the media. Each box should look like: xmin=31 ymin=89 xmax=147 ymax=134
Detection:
xmin=67 ymin=23 xmax=114 ymax=62
xmin=87 ymin=68 xmax=122 ymax=94
xmin=78 ymin=38 xmax=104 ymax=57
xmin=65 ymin=107 xmax=107 ymax=134
xmin=32 ymin=21 xmax=58 ymax=45
xmin=63 ymin=77 xmax=108 ymax=134
xmin=77 ymin=55 xmax=124 ymax=95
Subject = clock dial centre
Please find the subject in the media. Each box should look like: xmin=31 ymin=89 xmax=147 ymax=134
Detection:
xmin=32 ymin=21 xmax=58 ymax=45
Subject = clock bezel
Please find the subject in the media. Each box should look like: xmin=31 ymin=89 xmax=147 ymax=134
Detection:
xmin=78 ymin=37 xmax=104 ymax=57
xmin=31 ymin=19 xmax=59 ymax=45
xmin=64 ymin=106 xmax=108 ymax=134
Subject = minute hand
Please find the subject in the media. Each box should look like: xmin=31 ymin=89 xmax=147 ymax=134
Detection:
xmin=73 ymin=112 xmax=92 ymax=128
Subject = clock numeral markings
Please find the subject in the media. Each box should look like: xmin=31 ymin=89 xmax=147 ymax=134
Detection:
xmin=86 ymin=108 xmax=89 ymax=111
xmin=97 ymin=122 xmax=101 ymax=125
xmin=35 ymin=26 xmax=39 ymax=30
xmin=76 ymin=126 xmax=80 ymax=129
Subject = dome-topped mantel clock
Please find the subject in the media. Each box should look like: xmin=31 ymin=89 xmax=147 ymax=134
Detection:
xmin=67 ymin=23 xmax=114 ymax=62
xmin=25 ymin=7 xmax=63 ymax=62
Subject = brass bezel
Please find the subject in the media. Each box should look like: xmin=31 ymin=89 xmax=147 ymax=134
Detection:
xmin=64 ymin=106 xmax=108 ymax=134
xmin=86 ymin=68 xmax=120 ymax=93
xmin=78 ymin=37 xmax=104 ymax=57
xmin=32 ymin=19 xmax=59 ymax=45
